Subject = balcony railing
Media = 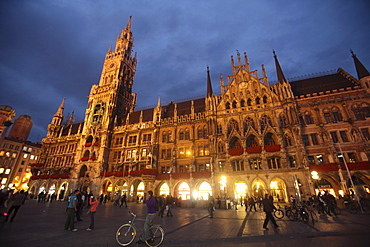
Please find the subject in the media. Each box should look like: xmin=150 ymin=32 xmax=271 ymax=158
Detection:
xmin=245 ymin=146 xmax=262 ymax=153
xmin=229 ymin=148 xmax=244 ymax=156
xmin=264 ymin=145 xmax=281 ymax=152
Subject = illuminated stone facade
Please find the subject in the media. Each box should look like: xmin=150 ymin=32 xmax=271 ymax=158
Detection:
xmin=28 ymin=18 xmax=370 ymax=204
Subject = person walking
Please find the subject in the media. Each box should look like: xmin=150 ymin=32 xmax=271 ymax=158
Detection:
xmin=64 ymin=189 xmax=79 ymax=231
xmin=208 ymin=195 xmax=215 ymax=218
xmin=249 ymin=196 xmax=257 ymax=211
xmin=244 ymin=197 xmax=249 ymax=212
xmin=136 ymin=190 xmax=156 ymax=244
xmin=157 ymin=195 xmax=165 ymax=218
xmin=119 ymin=193 xmax=127 ymax=208
xmin=262 ymin=194 xmax=279 ymax=230
xmin=166 ymin=195 xmax=173 ymax=217
xmin=5 ymin=190 xmax=27 ymax=222
xmin=87 ymin=195 xmax=99 ymax=231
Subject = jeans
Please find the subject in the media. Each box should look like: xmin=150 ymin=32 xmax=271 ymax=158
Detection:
xmin=143 ymin=213 xmax=155 ymax=240
xmin=64 ymin=208 xmax=75 ymax=230
xmin=263 ymin=211 xmax=278 ymax=228
xmin=89 ymin=211 xmax=96 ymax=229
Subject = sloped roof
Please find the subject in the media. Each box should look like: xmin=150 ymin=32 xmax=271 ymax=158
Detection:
xmin=60 ymin=123 xmax=83 ymax=136
xmin=128 ymin=98 xmax=206 ymax=124
xmin=289 ymin=69 xmax=357 ymax=96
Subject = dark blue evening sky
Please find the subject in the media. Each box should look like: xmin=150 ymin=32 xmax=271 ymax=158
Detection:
xmin=1 ymin=0 xmax=369 ymax=142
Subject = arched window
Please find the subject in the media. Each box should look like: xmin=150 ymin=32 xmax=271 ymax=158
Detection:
xmin=184 ymin=128 xmax=190 ymax=140
xmin=263 ymin=95 xmax=268 ymax=104
xmin=244 ymin=117 xmax=255 ymax=133
xmin=225 ymin=102 xmax=231 ymax=109
xmin=283 ymin=134 xmax=292 ymax=147
xmin=323 ymin=108 xmax=332 ymax=123
xmin=304 ymin=111 xmax=314 ymax=125
xmin=179 ymin=129 xmax=185 ymax=140
xmin=240 ymin=99 xmax=245 ymax=107
xmin=247 ymin=98 xmax=252 ymax=106
xmin=332 ymin=107 xmax=343 ymax=122
xmin=256 ymin=97 xmax=260 ymax=105
xmin=232 ymin=101 xmax=237 ymax=108
xmin=228 ymin=119 xmax=239 ymax=135
xmin=279 ymin=115 xmax=287 ymax=127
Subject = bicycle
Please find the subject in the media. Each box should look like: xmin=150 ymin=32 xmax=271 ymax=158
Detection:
xmin=305 ymin=204 xmax=318 ymax=225
xmin=116 ymin=212 xmax=165 ymax=247
xmin=273 ymin=204 xmax=285 ymax=219
xmin=288 ymin=204 xmax=309 ymax=223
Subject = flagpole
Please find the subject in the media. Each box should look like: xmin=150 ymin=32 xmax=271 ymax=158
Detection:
xmin=336 ymin=142 xmax=363 ymax=212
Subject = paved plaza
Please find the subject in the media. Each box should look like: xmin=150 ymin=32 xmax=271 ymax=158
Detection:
xmin=0 ymin=199 xmax=370 ymax=247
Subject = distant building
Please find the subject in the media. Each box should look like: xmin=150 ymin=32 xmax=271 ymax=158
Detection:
xmin=8 ymin=114 xmax=33 ymax=142
xmin=28 ymin=18 xmax=370 ymax=204
xmin=0 ymin=107 xmax=41 ymax=190
xmin=0 ymin=105 xmax=16 ymax=144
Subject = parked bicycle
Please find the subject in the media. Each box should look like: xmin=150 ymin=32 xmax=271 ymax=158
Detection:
xmin=287 ymin=204 xmax=309 ymax=223
xmin=344 ymin=199 xmax=370 ymax=214
xmin=116 ymin=211 xmax=164 ymax=247
xmin=273 ymin=204 xmax=285 ymax=219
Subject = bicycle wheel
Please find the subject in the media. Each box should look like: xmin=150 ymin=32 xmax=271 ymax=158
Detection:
xmin=301 ymin=212 xmax=309 ymax=223
xmin=286 ymin=210 xmax=296 ymax=221
xmin=274 ymin=209 xmax=284 ymax=219
xmin=145 ymin=225 xmax=164 ymax=247
xmin=116 ymin=224 xmax=136 ymax=246
xmin=348 ymin=204 xmax=359 ymax=214
xmin=310 ymin=211 xmax=318 ymax=224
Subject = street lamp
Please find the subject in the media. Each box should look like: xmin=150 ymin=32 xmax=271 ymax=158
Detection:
xmin=311 ymin=171 xmax=319 ymax=195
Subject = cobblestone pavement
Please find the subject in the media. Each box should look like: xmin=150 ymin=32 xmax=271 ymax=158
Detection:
xmin=0 ymin=200 xmax=370 ymax=247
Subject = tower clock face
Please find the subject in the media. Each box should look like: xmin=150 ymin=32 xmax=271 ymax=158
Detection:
xmin=109 ymin=63 xmax=115 ymax=68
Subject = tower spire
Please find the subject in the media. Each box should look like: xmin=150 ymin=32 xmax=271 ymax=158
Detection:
xmin=126 ymin=15 xmax=132 ymax=31
xmin=273 ymin=50 xmax=287 ymax=83
xmin=351 ymin=50 xmax=370 ymax=79
xmin=207 ymin=66 xmax=213 ymax=97
xmin=54 ymin=98 xmax=65 ymax=119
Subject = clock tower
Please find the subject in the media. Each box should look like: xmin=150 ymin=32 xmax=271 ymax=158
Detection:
xmin=76 ymin=17 xmax=137 ymax=191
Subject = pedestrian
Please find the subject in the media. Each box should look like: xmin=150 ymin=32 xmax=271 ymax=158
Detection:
xmin=120 ymin=193 xmax=128 ymax=208
xmin=158 ymin=195 xmax=165 ymax=218
xmin=113 ymin=192 xmax=120 ymax=206
xmin=244 ymin=197 xmax=249 ymax=212
xmin=5 ymin=190 xmax=27 ymax=222
xmin=249 ymin=196 xmax=257 ymax=211
xmin=262 ymin=194 xmax=279 ymax=230
xmin=75 ymin=192 xmax=83 ymax=221
xmin=166 ymin=195 xmax=173 ymax=217
xmin=136 ymin=190 xmax=156 ymax=244
xmin=87 ymin=195 xmax=99 ymax=231
xmin=99 ymin=194 xmax=104 ymax=205
xmin=64 ymin=189 xmax=79 ymax=231
xmin=208 ymin=195 xmax=215 ymax=218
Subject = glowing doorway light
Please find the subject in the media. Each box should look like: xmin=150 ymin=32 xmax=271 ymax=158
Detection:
xmin=159 ymin=183 xmax=170 ymax=196
xmin=270 ymin=181 xmax=278 ymax=190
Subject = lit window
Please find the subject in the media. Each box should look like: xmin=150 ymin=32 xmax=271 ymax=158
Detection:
xmin=5 ymin=152 xmax=10 ymax=157
xmin=12 ymin=153 xmax=17 ymax=158
xmin=5 ymin=169 xmax=11 ymax=174
xmin=23 ymin=153 xmax=28 ymax=159
xmin=0 ymin=151 xmax=4 ymax=156
xmin=30 ymin=155 xmax=35 ymax=160
xmin=1 ymin=178 xmax=7 ymax=184
xmin=0 ymin=168 xmax=4 ymax=173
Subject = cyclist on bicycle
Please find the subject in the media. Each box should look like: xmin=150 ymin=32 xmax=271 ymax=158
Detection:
xmin=137 ymin=190 xmax=156 ymax=244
